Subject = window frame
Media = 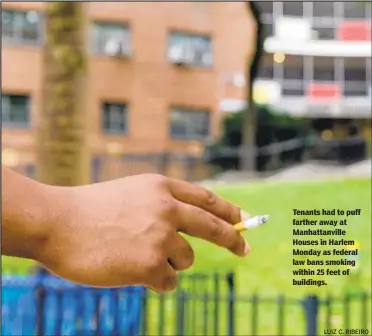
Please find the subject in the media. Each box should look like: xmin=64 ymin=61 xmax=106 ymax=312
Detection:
xmin=169 ymin=106 xmax=211 ymax=140
xmin=257 ymin=65 xmax=274 ymax=80
xmin=168 ymin=30 xmax=213 ymax=68
xmin=343 ymin=58 xmax=369 ymax=97
xmin=312 ymin=2 xmax=336 ymax=20
xmin=1 ymin=9 xmax=43 ymax=46
xmin=343 ymin=2 xmax=369 ymax=20
xmin=282 ymin=56 xmax=305 ymax=82
xmin=312 ymin=57 xmax=336 ymax=82
xmin=344 ymin=67 xmax=367 ymax=83
xmin=2 ymin=94 xmax=31 ymax=128
xmin=312 ymin=26 xmax=336 ymax=40
xmin=282 ymin=1 xmax=304 ymax=17
xmin=256 ymin=1 xmax=274 ymax=16
xmin=262 ymin=22 xmax=274 ymax=39
xmin=91 ymin=21 xmax=132 ymax=56
xmin=101 ymin=101 xmax=128 ymax=135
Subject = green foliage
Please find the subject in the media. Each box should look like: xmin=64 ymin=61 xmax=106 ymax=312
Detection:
xmin=218 ymin=105 xmax=310 ymax=148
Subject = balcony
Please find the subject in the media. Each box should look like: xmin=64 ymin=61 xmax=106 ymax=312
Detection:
xmin=253 ymin=79 xmax=371 ymax=118
xmin=265 ymin=38 xmax=371 ymax=58
xmin=263 ymin=17 xmax=372 ymax=57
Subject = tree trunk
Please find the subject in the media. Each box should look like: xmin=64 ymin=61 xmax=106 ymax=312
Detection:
xmin=241 ymin=2 xmax=263 ymax=172
xmin=37 ymin=2 xmax=90 ymax=186
xmin=241 ymin=102 xmax=257 ymax=172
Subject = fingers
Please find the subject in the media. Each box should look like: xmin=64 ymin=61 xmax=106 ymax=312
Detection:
xmin=175 ymin=201 xmax=250 ymax=257
xmin=145 ymin=255 xmax=178 ymax=294
xmin=167 ymin=178 xmax=242 ymax=224
xmin=144 ymin=234 xmax=193 ymax=293
xmin=167 ymin=233 xmax=195 ymax=271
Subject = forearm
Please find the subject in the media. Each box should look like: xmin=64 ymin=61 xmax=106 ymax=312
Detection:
xmin=2 ymin=166 xmax=56 ymax=260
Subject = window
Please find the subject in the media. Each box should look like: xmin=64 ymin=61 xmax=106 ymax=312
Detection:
xmin=281 ymin=87 xmax=305 ymax=96
xmin=344 ymin=68 xmax=367 ymax=82
xmin=313 ymin=2 xmax=335 ymax=19
xmin=343 ymin=2 xmax=368 ymax=19
xmin=343 ymin=82 xmax=368 ymax=97
xmin=262 ymin=23 xmax=273 ymax=39
xmin=170 ymin=107 xmax=210 ymax=140
xmin=284 ymin=67 xmax=304 ymax=81
xmin=344 ymin=58 xmax=367 ymax=82
xmin=368 ymin=3 xmax=372 ymax=19
xmin=313 ymin=57 xmax=335 ymax=81
xmin=2 ymin=10 xmax=42 ymax=45
xmin=168 ymin=32 xmax=213 ymax=67
xmin=283 ymin=56 xmax=304 ymax=81
xmin=256 ymin=2 xmax=273 ymax=15
xmin=92 ymin=22 xmax=131 ymax=56
xmin=257 ymin=66 xmax=274 ymax=79
xmin=258 ymin=65 xmax=274 ymax=79
xmin=101 ymin=102 xmax=128 ymax=134
xmin=283 ymin=2 xmax=304 ymax=17
xmin=2 ymin=94 xmax=30 ymax=127
xmin=312 ymin=27 xmax=335 ymax=40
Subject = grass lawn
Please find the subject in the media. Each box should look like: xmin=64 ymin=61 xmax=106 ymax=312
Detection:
xmin=186 ymin=177 xmax=372 ymax=335
xmin=2 ymin=177 xmax=371 ymax=335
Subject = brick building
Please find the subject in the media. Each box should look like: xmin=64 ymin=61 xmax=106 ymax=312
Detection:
xmin=2 ymin=2 xmax=256 ymax=178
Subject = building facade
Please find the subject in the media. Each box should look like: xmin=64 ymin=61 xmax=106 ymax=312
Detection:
xmin=254 ymin=1 xmax=371 ymax=140
xmin=2 ymin=2 xmax=256 ymax=171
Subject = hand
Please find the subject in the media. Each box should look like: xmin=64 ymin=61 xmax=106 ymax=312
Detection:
xmin=38 ymin=174 xmax=250 ymax=292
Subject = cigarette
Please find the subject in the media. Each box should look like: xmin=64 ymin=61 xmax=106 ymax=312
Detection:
xmin=233 ymin=215 xmax=270 ymax=233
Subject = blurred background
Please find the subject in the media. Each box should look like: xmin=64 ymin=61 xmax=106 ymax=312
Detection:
xmin=1 ymin=2 xmax=371 ymax=336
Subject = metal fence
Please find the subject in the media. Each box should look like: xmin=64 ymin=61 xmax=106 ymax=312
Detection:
xmin=11 ymin=154 xmax=210 ymax=183
xmin=11 ymin=135 xmax=369 ymax=183
xmin=2 ymin=270 xmax=145 ymax=336
xmin=2 ymin=270 xmax=371 ymax=336
xmin=205 ymin=135 xmax=369 ymax=172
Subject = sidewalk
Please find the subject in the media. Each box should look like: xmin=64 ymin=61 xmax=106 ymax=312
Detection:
xmin=198 ymin=160 xmax=371 ymax=187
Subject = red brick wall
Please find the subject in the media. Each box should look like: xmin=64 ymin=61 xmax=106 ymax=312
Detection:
xmin=2 ymin=2 xmax=256 ymax=166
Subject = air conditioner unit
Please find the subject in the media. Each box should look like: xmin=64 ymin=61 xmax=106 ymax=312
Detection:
xmin=201 ymin=52 xmax=213 ymax=66
xmin=192 ymin=43 xmax=212 ymax=66
xmin=104 ymin=38 xmax=130 ymax=58
xmin=169 ymin=44 xmax=196 ymax=66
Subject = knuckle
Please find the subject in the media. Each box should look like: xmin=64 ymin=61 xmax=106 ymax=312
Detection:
xmin=209 ymin=220 xmax=225 ymax=241
xmin=157 ymin=227 xmax=173 ymax=245
xmin=204 ymin=189 xmax=217 ymax=207
xmin=146 ymin=255 xmax=165 ymax=274
xmin=160 ymin=198 xmax=178 ymax=216
xmin=150 ymin=174 xmax=168 ymax=187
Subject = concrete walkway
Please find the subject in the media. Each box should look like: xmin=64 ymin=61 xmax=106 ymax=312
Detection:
xmin=198 ymin=160 xmax=371 ymax=187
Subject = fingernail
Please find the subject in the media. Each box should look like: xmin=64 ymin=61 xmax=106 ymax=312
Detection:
xmin=243 ymin=242 xmax=251 ymax=255
xmin=240 ymin=210 xmax=250 ymax=221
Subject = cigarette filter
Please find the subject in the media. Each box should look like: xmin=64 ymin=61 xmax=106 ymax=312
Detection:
xmin=233 ymin=215 xmax=270 ymax=233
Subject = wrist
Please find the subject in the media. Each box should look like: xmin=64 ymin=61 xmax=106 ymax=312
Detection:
xmin=29 ymin=184 xmax=72 ymax=263
xmin=2 ymin=181 xmax=65 ymax=262
xmin=1 ymin=167 xmax=74 ymax=263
